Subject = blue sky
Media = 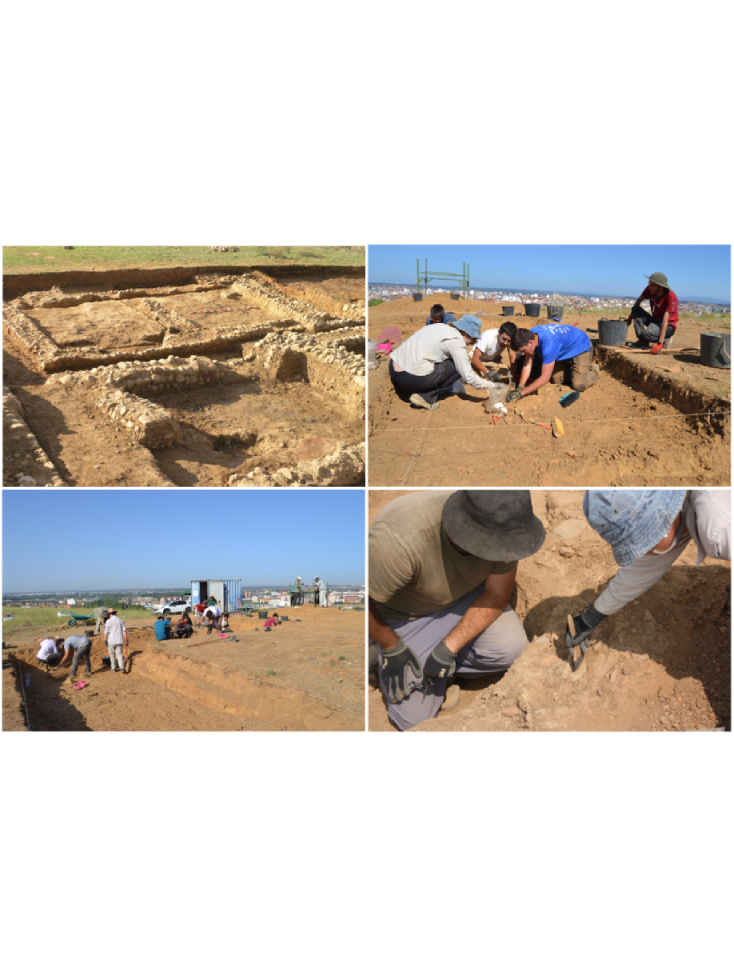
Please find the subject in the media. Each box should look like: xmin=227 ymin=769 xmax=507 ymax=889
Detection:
xmin=368 ymin=245 xmax=731 ymax=302
xmin=2 ymin=490 xmax=365 ymax=591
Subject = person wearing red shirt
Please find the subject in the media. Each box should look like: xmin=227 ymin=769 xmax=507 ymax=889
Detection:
xmin=628 ymin=272 xmax=678 ymax=349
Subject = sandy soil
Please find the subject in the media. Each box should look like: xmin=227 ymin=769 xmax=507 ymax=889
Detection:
xmin=368 ymin=490 xmax=731 ymax=733
xmin=368 ymin=295 xmax=730 ymax=487
xmin=3 ymin=603 xmax=364 ymax=732
xmin=4 ymin=266 xmax=365 ymax=487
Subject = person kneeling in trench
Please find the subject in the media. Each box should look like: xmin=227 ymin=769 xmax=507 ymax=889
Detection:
xmin=174 ymin=613 xmax=194 ymax=639
xmin=565 ymin=490 xmax=731 ymax=659
xmin=368 ymin=490 xmax=545 ymax=731
xmin=506 ymin=323 xmax=599 ymax=402
xmin=388 ymin=314 xmax=500 ymax=411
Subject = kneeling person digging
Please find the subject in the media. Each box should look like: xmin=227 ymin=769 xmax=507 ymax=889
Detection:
xmin=507 ymin=324 xmax=599 ymax=402
xmin=369 ymin=490 xmax=545 ymax=731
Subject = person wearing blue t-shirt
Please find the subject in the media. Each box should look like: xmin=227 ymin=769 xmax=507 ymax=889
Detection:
xmin=425 ymin=304 xmax=457 ymax=326
xmin=506 ymin=324 xmax=599 ymax=401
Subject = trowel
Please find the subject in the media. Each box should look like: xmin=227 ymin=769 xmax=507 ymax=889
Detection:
xmin=566 ymin=614 xmax=589 ymax=672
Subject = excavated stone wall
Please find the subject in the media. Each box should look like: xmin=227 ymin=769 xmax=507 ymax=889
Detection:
xmin=3 ymin=388 xmax=67 ymax=486
xmin=227 ymin=441 xmax=365 ymax=488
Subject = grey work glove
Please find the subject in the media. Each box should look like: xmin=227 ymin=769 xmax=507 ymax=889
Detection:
xmin=565 ymin=604 xmax=607 ymax=649
xmin=381 ymin=639 xmax=423 ymax=703
xmin=505 ymin=387 xmax=523 ymax=403
xmin=423 ymin=639 xmax=457 ymax=682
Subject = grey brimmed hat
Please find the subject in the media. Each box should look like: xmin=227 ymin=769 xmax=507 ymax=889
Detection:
xmin=454 ymin=314 xmax=482 ymax=340
xmin=645 ymin=272 xmax=670 ymax=290
xmin=584 ymin=490 xmax=686 ymax=566
xmin=442 ymin=490 xmax=546 ymax=562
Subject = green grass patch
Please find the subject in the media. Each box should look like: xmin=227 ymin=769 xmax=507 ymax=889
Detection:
xmin=3 ymin=246 xmax=365 ymax=274
xmin=338 ymin=655 xmax=347 ymax=661
xmin=368 ymin=298 xmax=384 ymax=307
xmin=1 ymin=604 xmax=149 ymax=636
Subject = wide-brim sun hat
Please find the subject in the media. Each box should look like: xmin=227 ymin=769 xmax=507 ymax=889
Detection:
xmin=454 ymin=314 xmax=482 ymax=340
xmin=442 ymin=490 xmax=546 ymax=562
xmin=645 ymin=272 xmax=670 ymax=290
xmin=584 ymin=490 xmax=686 ymax=566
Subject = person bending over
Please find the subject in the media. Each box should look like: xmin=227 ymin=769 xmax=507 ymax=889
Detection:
xmin=471 ymin=321 xmax=517 ymax=379
xmin=425 ymin=304 xmax=457 ymax=326
xmin=506 ymin=323 xmax=599 ymax=402
xmin=389 ymin=315 xmax=500 ymax=411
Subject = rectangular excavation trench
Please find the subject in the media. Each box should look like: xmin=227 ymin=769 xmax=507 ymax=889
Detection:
xmin=368 ymin=343 xmax=730 ymax=488
xmin=4 ymin=266 xmax=366 ymax=487
xmin=6 ymin=650 xmax=359 ymax=732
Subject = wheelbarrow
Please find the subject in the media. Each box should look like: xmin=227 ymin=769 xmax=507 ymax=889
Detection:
xmin=67 ymin=614 xmax=95 ymax=627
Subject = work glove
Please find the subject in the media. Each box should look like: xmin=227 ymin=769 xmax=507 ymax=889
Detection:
xmin=488 ymin=371 xmax=505 ymax=383
xmin=505 ymin=387 xmax=523 ymax=403
xmin=423 ymin=640 xmax=457 ymax=682
xmin=381 ymin=639 xmax=423 ymax=703
xmin=565 ymin=604 xmax=607 ymax=649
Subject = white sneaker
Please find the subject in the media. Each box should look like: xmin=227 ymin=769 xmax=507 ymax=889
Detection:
xmin=409 ymin=393 xmax=440 ymax=411
xmin=440 ymin=685 xmax=461 ymax=713
xmin=663 ymin=335 xmax=674 ymax=349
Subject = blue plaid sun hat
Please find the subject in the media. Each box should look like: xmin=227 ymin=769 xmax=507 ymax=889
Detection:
xmin=454 ymin=314 xmax=482 ymax=340
xmin=583 ymin=490 xmax=687 ymax=566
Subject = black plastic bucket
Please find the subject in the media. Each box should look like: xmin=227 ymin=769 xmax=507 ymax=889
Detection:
xmin=700 ymin=332 xmax=732 ymax=369
xmin=257 ymin=611 xmax=268 ymax=619
xmin=412 ymin=292 xmax=422 ymax=302
xmin=450 ymin=292 xmax=460 ymax=300
xmin=502 ymin=306 xmax=514 ymax=316
xmin=598 ymin=318 xmax=629 ymax=346
xmin=84 ymin=630 xmax=94 ymax=638
xmin=547 ymin=304 xmax=564 ymax=320
xmin=280 ymin=615 xmax=289 ymax=621
xmin=524 ymin=303 xmax=541 ymax=317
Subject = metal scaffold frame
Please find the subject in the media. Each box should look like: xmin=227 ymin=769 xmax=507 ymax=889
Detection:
xmin=416 ymin=259 xmax=470 ymax=299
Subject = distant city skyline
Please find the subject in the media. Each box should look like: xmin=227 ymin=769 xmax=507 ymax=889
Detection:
xmin=368 ymin=245 xmax=731 ymax=304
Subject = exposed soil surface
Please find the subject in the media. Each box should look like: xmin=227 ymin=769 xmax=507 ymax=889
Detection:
xmin=3 ymin=603 xmax=364 ymax=732
xmin=368 ymin=295 xmax=730 ymax=487
xmin=368 ymin=490 xmax=731 ymax=733
xmin=4 ymin=266 xmax=365 ymax=487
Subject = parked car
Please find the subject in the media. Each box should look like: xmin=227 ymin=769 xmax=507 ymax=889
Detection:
xmin=153 ymin=601 xmax=191 ymax=616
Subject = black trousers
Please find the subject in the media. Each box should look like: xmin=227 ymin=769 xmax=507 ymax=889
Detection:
xmin=389 ymin=359 xmax=461 ymax=404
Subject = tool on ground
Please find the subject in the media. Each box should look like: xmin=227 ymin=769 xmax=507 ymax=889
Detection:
xmin=536 ymin=422 xmax=552 ymax=432
xmin=559 ymin=392 xmax=580 ymax=408
xmin=552 ymin=417 xmax=565 ymax=438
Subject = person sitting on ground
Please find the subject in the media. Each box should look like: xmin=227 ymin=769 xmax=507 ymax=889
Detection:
xmin=425 ymin=303 xmax=457 ymax=326
xmin=389 ymin=314 xmax=500 ymax=411
xmin=174 ymin=613 xmax=193 ymax=639
xmin=154 ymin=615 xmax=172 ymax=641
xmin=627 ymin=272 xmax=678 ymax=349
xmin=471 ymin=321 xmax=517 ymax=379
xmin=506 ymin=323 xmax=599 ymax=402
xmin=59 ymin=634 xmax=93 ymax=680
xmin=264 ymin=613 xmax=280 ymax=628
xmin=369 ymin=490 xmax=545 ymax=731
xmin=37 ymin=637 xmax=65 ymax=674
xmin=566 ymin=490 xmax=731 ymax=658
xmin=220 ymin=613 xmax=230 ymax=631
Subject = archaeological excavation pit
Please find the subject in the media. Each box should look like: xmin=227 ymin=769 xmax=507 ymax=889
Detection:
xmin=3 ymin=265 xmax=366 ymax=487
xmin=368 ymin=296 xmax=731 ymax=487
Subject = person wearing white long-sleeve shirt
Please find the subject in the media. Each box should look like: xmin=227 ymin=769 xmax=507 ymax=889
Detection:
xmin=566 ymin=490 xmax=730 ymax=651
xmin=389 ymin=314 xmax=497 ymax=411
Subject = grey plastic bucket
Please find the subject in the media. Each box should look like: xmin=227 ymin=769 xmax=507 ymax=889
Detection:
xmin=280 ymin=615 xmax=289 ymax=621
xmin=257 ymin=611 xmax=268 ymax=619
xmin=450 ymin=292 xmax=460 ymax=301
xmin=700 ymin=332 xmax=732 ymax=369
xmin=502 ymin=305 xmax=514 ymax=316
xmin=524 ymin=303 xmax=541 ymax=317
xmin=547 ymin=304 xmax=564 ymax=320
xmin=412 ymin=292 xmax=423 ymax=302
xmin=598 ymin=318 xmax=629 ymax=346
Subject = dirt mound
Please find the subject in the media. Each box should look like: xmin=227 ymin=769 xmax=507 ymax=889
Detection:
xmin=368 ymin=490 xmax=730 ymax=732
